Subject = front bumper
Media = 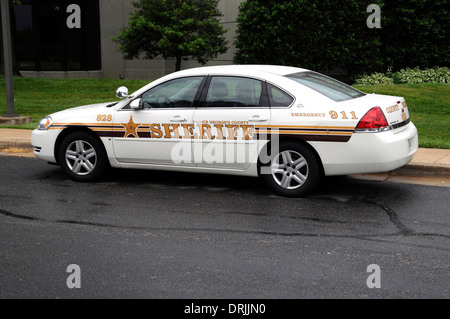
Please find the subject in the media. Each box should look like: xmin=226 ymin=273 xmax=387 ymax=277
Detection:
xmin=31 ymin=129 xmax=61 ymax=163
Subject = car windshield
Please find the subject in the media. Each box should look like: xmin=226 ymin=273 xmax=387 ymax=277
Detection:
xmin=286 ymin=72 xmax=366 ymax=102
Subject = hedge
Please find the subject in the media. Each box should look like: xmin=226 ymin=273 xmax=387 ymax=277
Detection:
xmin=355 ymin=67 xmax=450 ymax=85
xmin=234 ymin=0 xmax=449 ymax=79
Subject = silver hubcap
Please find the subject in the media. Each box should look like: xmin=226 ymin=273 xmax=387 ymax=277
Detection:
xmin=65 ymin=140 xmax=97 ymax=175
xmin=271 ymin=150 xmax=308 ymax=190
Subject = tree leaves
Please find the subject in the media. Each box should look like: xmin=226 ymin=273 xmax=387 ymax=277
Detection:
xmin=112 ymin=0 xmax=228 ymax=71
xmin=234 ymin=0 xmax=449 ymax=78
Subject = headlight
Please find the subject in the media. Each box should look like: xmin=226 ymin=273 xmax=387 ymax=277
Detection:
xmin=37 ymin=116 xmax=53 ymax=130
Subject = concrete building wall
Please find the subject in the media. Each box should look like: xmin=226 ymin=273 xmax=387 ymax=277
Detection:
xmin=99 ymin=0 xmax=244 ymax=80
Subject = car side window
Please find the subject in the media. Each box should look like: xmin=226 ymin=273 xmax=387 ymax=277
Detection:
xmin=205 ymin=77 xmax=263 ymax=107
xmin=140 ymin=77 xmax=204 ymax=109
xmin=267 ymin=84 xmax=294 ymax=107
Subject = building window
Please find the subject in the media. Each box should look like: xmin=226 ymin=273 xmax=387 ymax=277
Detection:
xmin=12 ymin=0 xmax=101 ymax=72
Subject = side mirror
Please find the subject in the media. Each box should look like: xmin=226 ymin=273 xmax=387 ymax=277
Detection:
xmin=130 ymin=98 xmax=142 ymax=110
xmin=116 ymin=86 xmax=129 ymax=99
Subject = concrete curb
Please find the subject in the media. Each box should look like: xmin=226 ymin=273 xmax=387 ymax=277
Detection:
xmin=0 ymin=116 xmax=33 ymax=126
xmin=0 ymin=129 xmax=33 ymax=150
xmin=395 ymin=163 xmax=450 ymax=178
xmin=0 ymin=138 xmax=33 ymax=150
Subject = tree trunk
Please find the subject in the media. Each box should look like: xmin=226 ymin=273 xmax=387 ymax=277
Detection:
xmin=0 ymin=2 xmax=19 ymax=76
xmin=0 ymin=7 xmax=4 ymax=75
xmin=175 ymin=55 xmax=182 ymax=72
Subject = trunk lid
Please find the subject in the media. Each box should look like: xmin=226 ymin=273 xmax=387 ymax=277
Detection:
xmin=359 ymin=94 xmax=410 ymax=132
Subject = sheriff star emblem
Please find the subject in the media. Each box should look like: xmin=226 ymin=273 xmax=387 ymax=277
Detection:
xmin=122 ymin=116 xmax=141 ymax=138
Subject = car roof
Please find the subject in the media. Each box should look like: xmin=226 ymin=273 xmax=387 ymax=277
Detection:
xmin=168 ymin=64 xmax=309 ymax=78
xmin=130 ymin=64 xmax=312 ymax=101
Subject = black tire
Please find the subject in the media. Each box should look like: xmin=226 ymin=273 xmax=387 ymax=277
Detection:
xmin=58 ymin=131 xmax=108 ymax=182
xmin=260 ymin=141 xmax=321 ymax=197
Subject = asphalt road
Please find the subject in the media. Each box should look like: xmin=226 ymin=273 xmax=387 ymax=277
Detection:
xmin=0 ymin=156 xmax=448 ymax=299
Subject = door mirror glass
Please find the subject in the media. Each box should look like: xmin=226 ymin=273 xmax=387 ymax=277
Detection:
xmin=116 ymin=86 xmax=129 ymax=99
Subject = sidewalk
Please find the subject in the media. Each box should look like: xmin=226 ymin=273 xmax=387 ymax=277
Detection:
xmin=1 ymin=128 xmax=449 ymax=185
xmin=0 ymin=128 xmax=32 ymax=150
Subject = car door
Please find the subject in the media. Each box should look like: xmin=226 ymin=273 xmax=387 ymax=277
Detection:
xmin=192 ymin=76 xmax=271 ymax=170
xmin=112 ymin=76 xmax=205 ymax=166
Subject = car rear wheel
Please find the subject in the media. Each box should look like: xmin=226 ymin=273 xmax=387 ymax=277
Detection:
xmin=260 ymin=141 xmax=321 ymax=197
xmin=58 ymin=132 xmax=107 ymax=182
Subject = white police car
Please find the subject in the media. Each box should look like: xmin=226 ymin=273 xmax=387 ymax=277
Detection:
xmin=32 ymin=65 xmax=418 ymax=197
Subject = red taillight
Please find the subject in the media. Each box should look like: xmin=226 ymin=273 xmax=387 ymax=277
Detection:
xmin=356 ymin=107 xmax=390 ymax=131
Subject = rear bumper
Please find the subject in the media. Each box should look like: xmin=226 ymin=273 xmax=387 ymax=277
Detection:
xmin=312 ymin=122 xmax=419 ymax=176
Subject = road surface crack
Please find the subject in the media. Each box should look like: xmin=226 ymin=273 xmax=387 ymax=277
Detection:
xmin=358 ymin=196 xmax=415 ymax=236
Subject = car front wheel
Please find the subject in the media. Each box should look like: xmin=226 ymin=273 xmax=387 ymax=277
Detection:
xmin=260 ymin=141 xmax=321 ymax=197
xmin=58 ymin=132 xmax=108 ymax=182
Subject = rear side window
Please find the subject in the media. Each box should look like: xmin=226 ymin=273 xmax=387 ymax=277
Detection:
xmin=205 ymin=76 xmax=263 ymax=107
xmin=267 ymin=84 xmax=294 ymax=107
xmin=287 ymin=72 xmax=365 ymax=102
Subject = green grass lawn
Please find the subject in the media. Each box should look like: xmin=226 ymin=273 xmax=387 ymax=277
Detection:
xmin=0 ymin=77 xmax=149 ymax=129
xmin=1 ymin=77 xmax=449 ymax=148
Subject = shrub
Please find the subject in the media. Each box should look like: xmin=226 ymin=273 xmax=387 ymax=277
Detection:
xmin=355 ymin=73 xmax=394 ymax=85
xmin=355 ymin=67 xmax=450 ymax=85
xmin=396 ymin=67 xmax=450 ymax=84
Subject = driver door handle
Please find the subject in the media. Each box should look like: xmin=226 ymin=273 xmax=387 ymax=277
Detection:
xmin=170 ymin=115 xmax=188 ymax=123
xmin=249 ymin=115 xmax=269 ymax=122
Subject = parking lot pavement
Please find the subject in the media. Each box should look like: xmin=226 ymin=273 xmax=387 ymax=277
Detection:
xmin=0 ymin=155 xmax=449 ymax=299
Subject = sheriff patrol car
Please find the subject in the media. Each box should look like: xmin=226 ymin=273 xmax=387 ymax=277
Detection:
xmin=32 ymin=65 xmax=419 ymax=197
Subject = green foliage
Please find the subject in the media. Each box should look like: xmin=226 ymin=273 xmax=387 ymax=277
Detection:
xmin=112 ymin=0 xmax=228 ymax=71
xmin=235 ymin=0 xmax=449 ymax=76
xmin=396 ymin=67 xmax=450 ymax=84
xmin=234 ymin=0 xmax=383 ymax=77
xmin=382 ymin=0 xmax=449 ymax=71
xmin=355 ymin=67 xmax=450 ymax=85
xmin=355 ymin=72 xmax=394 ymax=85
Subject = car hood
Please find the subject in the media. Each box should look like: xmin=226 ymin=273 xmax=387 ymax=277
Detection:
xmin=49 ymin=102 xmax=117 ymax=123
